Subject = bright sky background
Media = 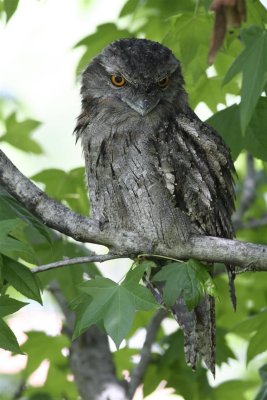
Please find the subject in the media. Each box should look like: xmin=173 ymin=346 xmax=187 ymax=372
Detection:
xmin=0 ymin=0 xmax=125 ymax=176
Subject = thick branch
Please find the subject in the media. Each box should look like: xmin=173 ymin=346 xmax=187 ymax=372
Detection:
xmin=158 ymin=236 xmax=267 ymax=271
xmin=1 ymin=149 xmax=267 ymax=270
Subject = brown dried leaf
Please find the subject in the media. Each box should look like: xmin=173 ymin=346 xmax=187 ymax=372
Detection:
xmin=208 ymin=0 xmax=246 ymax=64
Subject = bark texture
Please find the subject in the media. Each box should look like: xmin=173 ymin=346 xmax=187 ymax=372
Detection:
xmin=70 ymin=328 xmax=128 ymax=400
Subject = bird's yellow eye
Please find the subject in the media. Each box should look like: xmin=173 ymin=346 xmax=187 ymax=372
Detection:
xmin=158 ymin=76 xmax=169 ymax=88
xmin=111 ymin=75 xmax=126 ymax=87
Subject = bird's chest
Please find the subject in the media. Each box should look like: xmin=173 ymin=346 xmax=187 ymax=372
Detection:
xmin=84 ymin=119 xmax=191 ymax=242
xmin=88 ymin=122 xmax=160 ymax=186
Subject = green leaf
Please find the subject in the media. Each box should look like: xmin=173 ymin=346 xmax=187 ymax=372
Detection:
xmin=0 ymin=189 xmax=52 ymax=244
xmin=123 ymin=262 xmax=148 ymax=285
xmin=207 ymin=104 xmax=243 ymax=161
xmin=135 ymin=259 xmax=158 ymax=277
xmin=145 ymin=0 xmax=196 ymax=17
xmin=1 ymin=256 xmax=42 ymax=304
xmin=43 ymin=363 xmax=78 ymax=398
xmin=74 ymin=23 xmax=132 ymax=74
xmin=0 ymin=318 xmax=22 ymax=353
xmin=104 ymin=290 xmax=135 ymax=348
xmin=164 ymin=13 xmax=212 ymax=85
xmin=22 ymin=331 xmax=69 ymax=377
xmin=32 ymin=168 xmax=89 ymax=215
xmin=34 ymin=239 xmax=101 ymax=301
xmin=190 ymin=75 xmax=227 ymax=112
xmin=216 ymin=327 xmax=236 ymax=366
xmin=207 ymin=98 xmax=267 ymax=162
xmin=74 ymin=273 xmax=156 ymax=347
xmin=244 ymin=97 xmax=267 ymax=161
xmin=74 ymin=279 xmax=120 ymax=340
xmin=119 ymin=0 xmax=139 ymax=17
xmin=214 ymin=380 xmax=257 ymax=400
xmin=123 ymin=266 xmax=156 ymax=310
xmin=224 ymin=27 xmax=267 ymax=132
xmin=152 ymin=259 xmax=215 ymax=310
xmin=0 ymin=295 xmax=27 ymax=317
xmin=126 ymin=309 xmax=159 ymax=339
xmin=233 ymin=308 xmax=267 ymax=335
xmin=4 ymin=0 xmax=19 ymax=22
xmin=247 ymin=327 xmax=267 ymax=365
xmin=79 ymin=276 xmax=116 ymax=297
xmin=233 ymin=309 xmax=267 ymax=364
xmin=120 ymin=0 xmax=195 ymax=19
xmin=0 ymin=219 xmax=32 ymax=259
xmin=246 ymin=0 xmax=267 ymax=27
xmin=113 ymin=347 xmax=137 ymax=378
xmin=126 ymin=284 xmax=157 ymax=311
xmin=223 ymin=26 xmax=264 ymax=84
xmin=0 ymin=112 xmax=42 ymax=153
xmin=21 ymin=332 xmax=77 ymax=398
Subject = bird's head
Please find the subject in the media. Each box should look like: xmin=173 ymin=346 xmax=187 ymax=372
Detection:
xmin=81 ymin=38 xmax=188 ymax=117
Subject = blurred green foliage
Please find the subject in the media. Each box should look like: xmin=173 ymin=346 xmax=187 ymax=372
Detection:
xmin=1 ymin=0 xmax=267 ymax=399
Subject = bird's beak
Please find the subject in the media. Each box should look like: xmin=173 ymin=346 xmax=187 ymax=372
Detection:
xmin=125 ymin=96 xmax=159 ymax=116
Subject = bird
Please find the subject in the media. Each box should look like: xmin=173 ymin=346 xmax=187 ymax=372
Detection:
xmin=74 ymin=38 xmax=236 ymax=376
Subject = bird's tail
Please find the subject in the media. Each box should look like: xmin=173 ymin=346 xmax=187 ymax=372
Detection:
xmin=144 ymin=266 xmax=216 ymax=375
xmin=171 ymin=294 xmax=216 ymax=376
xmin=227 ymin=264 xmax=236 ymax=310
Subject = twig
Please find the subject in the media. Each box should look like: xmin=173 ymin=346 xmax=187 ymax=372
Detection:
xmin=32 ymin=253 xmax=122 ymax=273
xmin=128 ymin=309 xmax=167 ymax=399
xmin=235 ymin=263 xmax=255 ymax=274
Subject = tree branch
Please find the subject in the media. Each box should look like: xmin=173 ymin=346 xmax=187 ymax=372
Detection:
xmin=31 ymin=253 xmax=123 ymax=273
xmin=128 ymin=309 xmax=167 ymax=399
xmin=1 ymin=149 xmax=267 ymax=270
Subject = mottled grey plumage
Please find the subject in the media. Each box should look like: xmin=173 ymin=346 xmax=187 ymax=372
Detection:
xmin=75 ymin=38 xmax=235 ymax=375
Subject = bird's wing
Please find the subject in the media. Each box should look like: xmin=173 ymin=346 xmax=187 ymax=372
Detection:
xmin=159 ymin=113 xmax=235 ymax=239
xmin=155 ymin=113 xmax=236 ymax=374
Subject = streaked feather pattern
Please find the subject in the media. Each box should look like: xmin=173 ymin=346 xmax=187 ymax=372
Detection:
xmin=75 ymin=38 xmax=236 ymax=376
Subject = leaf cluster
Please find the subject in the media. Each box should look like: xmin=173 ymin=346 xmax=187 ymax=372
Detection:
xmin=0 ymin=189 xmax=98 ymax=398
